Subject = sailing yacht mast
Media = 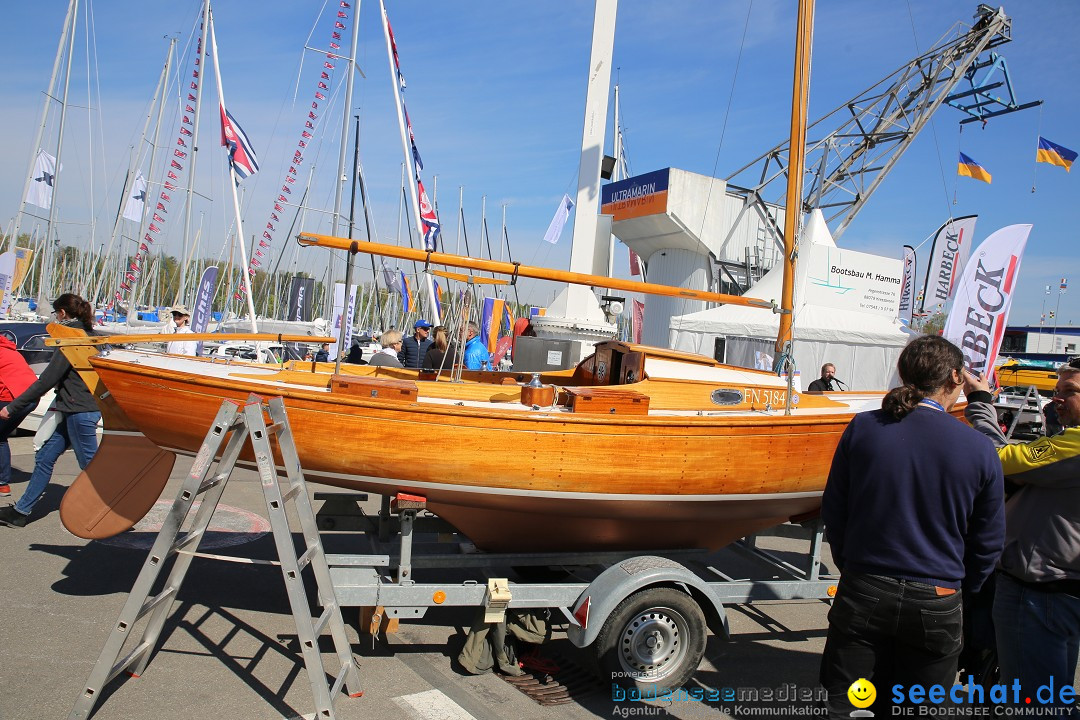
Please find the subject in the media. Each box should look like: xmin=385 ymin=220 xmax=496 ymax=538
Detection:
xmin=530 ymin=0 xmax=618 ymax=353
xmin=775 ymin=0 xmax=815 ymax=413
xmin=94 ymin=38 xmax=175 ymax=309
xmin=9 ymin=0 xmax=78 ymax=255
xmin=208 ymin=5 xmax=258 ymax=332
xmin=34 ymin=0 xmax=81 ymax=308
xmin=327 ymin=0 xmax=363 ymax=322
xmin=169 ymin=0 xmax=212 ymax=323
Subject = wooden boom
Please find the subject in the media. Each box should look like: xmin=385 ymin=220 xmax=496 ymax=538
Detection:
xmin=47 ymin=332 xmax=336 ymax=347
xmin=298 ymin=232 xmax=777 ymax=311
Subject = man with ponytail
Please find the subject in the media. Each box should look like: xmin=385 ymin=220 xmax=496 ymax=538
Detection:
xmin=964 ymin=359 xmax=1080 ymax=716
xmin=0 ymin=293 xmax=101 ymax=528
xmin=820 ymin=335 xmax=1005 ymax=717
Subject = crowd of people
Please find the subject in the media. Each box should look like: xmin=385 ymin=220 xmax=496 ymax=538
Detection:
xmin=821 ymin=337 xmax=1080 ymax=717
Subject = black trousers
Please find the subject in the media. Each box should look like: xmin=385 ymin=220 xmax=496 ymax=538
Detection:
xmin=820 ymin=573 xmax=964 ymax=718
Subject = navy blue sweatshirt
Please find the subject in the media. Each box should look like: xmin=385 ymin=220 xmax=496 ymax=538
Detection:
xmin=822 ymin=406 xmax=1005 ymax=591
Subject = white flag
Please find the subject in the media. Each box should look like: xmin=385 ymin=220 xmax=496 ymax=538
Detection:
xmin=122 ymin=172 xmax=147 ymax=222
xmin=942 ymin=224 xmax=1031 ymax=376
xmin=25 ymin=150 xmax=58 ymax=209
xmin=542 ymin=194 xmax=574 ymax=244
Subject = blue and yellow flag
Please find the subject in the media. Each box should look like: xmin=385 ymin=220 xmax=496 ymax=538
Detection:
xmin=958 ymin=152 xmax=992 ymax=183
xmin=399 ymin=271 xmax=415 ymax=312
xmin=480 ymin=297 xmax=505 ymax=352
xmin=1037 ymin=137 xmax=1077 ymax=172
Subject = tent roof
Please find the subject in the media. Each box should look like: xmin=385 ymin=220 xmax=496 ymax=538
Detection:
xmin=669 ymin=210 xmax=909 ymax=347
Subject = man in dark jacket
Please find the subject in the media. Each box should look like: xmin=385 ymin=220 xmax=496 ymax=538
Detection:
xmin=313 ymin=343 xmax=330 ymax=363
xmin=398 ymin=319 xmax=433 ymax=369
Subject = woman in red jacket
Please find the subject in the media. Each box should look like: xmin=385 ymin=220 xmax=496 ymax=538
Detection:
xmin=0 ymin=335 xmax=38 ymax=496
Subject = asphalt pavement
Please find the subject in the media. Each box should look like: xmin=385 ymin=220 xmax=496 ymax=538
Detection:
xmin=0 ymin=433 xmax=839 ymax=720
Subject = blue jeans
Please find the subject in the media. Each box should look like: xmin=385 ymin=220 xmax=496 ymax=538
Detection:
xmin=14 ymin=410 xmax=100 ymax=517
xmin=820 ymin=573 xmax=963 ymax=718
xmin=993 ymin=573 xmax=1080 ymax=717
xmin=0 ymin=405 xmax=33 ymax=485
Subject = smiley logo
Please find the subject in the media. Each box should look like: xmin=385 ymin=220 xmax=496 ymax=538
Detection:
xmin=847 ymin=677 xmax=876 ymax=709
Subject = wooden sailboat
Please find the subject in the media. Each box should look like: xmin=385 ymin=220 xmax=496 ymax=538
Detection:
xmin=49 ymin=0 xmax=908 ymax=552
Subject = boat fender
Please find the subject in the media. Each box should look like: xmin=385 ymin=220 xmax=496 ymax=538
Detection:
xmin=565 ymin=556 xmax=728 ymax=648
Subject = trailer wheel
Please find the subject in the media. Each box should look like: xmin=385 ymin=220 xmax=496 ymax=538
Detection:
xmin=593 ymin=587 xmax=706 ymax=691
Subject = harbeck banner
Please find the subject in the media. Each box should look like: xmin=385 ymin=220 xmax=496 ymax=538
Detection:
xmin=942 ymin=224 xmax=1032 ymax=376
xmin=919 ymin=215 xmax=977 ymax=315
xmin=898 ymin=245 xmax=916 ymax=325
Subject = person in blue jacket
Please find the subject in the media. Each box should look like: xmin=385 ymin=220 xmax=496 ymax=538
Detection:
xmin=463 ymin=321 xmax=490 ymax=370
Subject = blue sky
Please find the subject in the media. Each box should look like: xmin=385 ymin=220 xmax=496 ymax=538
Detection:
xmin=1 ymin=0 xmax=1077 ymax=326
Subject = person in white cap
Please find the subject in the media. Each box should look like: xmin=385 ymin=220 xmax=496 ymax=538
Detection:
xmin=163 ymin=304 xmax=197 ymax=356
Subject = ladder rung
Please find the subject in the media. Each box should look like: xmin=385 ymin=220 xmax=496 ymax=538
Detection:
xmin=329 ymin=659 xmax=351 ymax=700
xmin=196 ymin=475 xmax=226 ymax=495
xmin=281 ymin=483 xmax=302 ymax=503
xmin=266 ymin=421 xmax=286 ymax=434
xmin=296 ymin=543 xmax=318 ymax=571
xmin=170 ymin=528 xmax=205 ymax=555
xmin=105 ymin=640 xmax=153 ymax=686
xmin=136 ymin=586 xmax=177 ymax=622
xmin=312 ymin=603 xmax=334 ymax=637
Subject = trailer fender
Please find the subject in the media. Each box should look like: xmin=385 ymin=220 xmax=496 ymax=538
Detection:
xmin=565 ymin=555 xmax=729 ymax=648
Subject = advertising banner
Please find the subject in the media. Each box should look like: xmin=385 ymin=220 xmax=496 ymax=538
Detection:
xmin=942 ymin=224 xmax=1031 ymax=376
xmin=919 ymin=215 xmax=977 ymax=315
xmin=898 ymin=245 xmax=916 ymax=325
xmin=800 ymin=244 xmax=904 ymax=318
xmin=287 ymin=276 xmax=316 ymax=323
xmin=330 ymin=282 xmax=358 ymax=360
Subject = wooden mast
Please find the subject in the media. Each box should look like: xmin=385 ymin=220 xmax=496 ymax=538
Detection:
xmin=298 ymin=232 xmax=776 ymax=311
xmin=775 ymin=0 xmax=814 ymax=360
xmin=775 ymin=0 xmax=815 ymax=415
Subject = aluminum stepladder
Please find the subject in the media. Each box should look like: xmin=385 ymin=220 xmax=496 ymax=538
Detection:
xmin=70 ymin=395 xmax=362 ymax=720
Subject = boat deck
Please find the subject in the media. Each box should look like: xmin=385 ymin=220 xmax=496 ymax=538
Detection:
xmin=101 ymin=347 xmax=881 ymax=417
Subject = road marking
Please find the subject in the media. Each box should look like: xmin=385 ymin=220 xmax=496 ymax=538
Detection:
xmin=393 ymin=689 xmax=478 ymax=720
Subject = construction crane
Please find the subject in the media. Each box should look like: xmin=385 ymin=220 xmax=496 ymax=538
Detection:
xmin=724 ymin=4 xmax=1040 ymax=247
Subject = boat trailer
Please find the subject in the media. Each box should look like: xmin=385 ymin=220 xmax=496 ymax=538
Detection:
xmin=69 ymin=395 xmax=838 ymax=719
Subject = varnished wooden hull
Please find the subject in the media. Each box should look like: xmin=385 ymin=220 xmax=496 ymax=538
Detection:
xmin=88 ymin=352 xmax=853 ymax=552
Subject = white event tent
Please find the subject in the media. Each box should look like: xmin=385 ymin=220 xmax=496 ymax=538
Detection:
xmin=668 ymin=211 xmax=911 ymax=391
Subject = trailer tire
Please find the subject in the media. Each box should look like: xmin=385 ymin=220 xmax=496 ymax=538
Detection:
xmin=593 ymin=587 xmax=706 ymax=692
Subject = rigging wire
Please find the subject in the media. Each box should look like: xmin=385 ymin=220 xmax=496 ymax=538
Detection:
xmin=905 ymin=1 xmax=956 ymax=226
xmin=671 ymin=0 xmax=754 ymax=339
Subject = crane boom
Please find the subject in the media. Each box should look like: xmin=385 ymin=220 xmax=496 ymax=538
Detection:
xmin=725 ymin=4 xmax=1040 ymax=245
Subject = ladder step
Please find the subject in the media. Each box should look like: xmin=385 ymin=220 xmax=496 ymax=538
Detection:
xmin=105 ymin=640 xmax=153 ymax=686
xmin=169 ymin=528 xmax=205 ymax=555
xmin=312 ymin=604 xmax=334 ymax=637
xmin=266 ymin=421 xmax=286 ymax=434
xmin=196 ymin=474 xmax=226 ymax=495
xmin=297 ymin=543 xmax=318 ymax=571
xmin=281 ymin=483 xmax=302 ymax=503
xmin=137 ymin=586 xmax=177 ymax=622
xmin=329 ymin=659 xmax=352 ymax=701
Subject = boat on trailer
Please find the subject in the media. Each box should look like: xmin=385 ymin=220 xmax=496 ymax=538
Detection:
xmin=76 ymin=335 xmax=890 ymax=551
